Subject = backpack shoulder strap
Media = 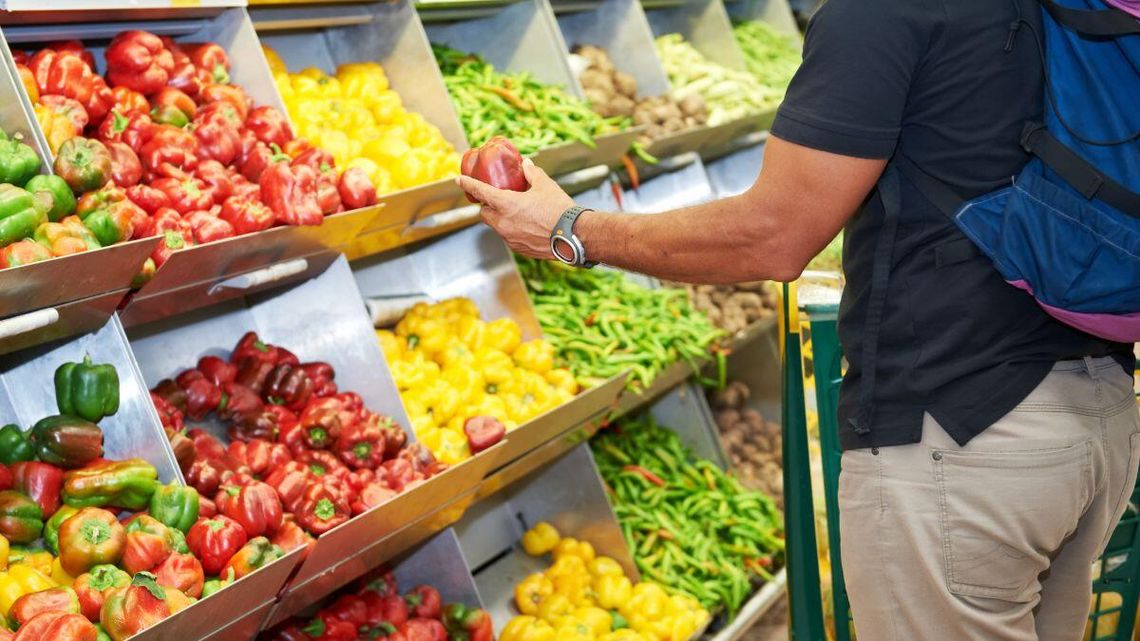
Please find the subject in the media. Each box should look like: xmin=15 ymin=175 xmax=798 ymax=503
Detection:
xmin=1021 ymin=122 xmax=1140 ymax=217
xmin=893 ymin=153 xmax=964 ymax=218
xmin=1039 ymin=0 xmax=1140 ymax=36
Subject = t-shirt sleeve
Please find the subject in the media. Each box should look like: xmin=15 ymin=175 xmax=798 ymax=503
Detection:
xmin=771 ymin=0 xmax=940 ymax=159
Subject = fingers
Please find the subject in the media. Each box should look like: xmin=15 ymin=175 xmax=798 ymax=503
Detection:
xmin=457 ymin=175 xmax=509 ymax=208
xmin=522 ymin=158 xmax=557 ymax=192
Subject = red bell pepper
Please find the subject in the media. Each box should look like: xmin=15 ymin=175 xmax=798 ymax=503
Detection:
xmin=335 ymin=419 xmax=385 ymax=470
xmin=97 ymin=110 xmax=155 ymax=153
xmin=153 ymin=551 xmax=204 ymax=598
xmin=235 ymin=357 xmax=275 ymax=395
xmin=188 ymin=428 xmax=227 ymax=463
xmin=301 ymin=615 xmax=355 ymax=641
xmin=151 ymin=392 xmax=185 ymax=434
xmin=11 ymin=461 xmax=63 ymax=516
xmin=152 ymin=378 xmax=187 ymax=412
xmin=181 ymin=42 xmax=230 ymax=84
xmin=177 ymin=370 xmax=222 ymax=420
xmin=264 ymin=462 xmax=311 ymax=512
xmin=365 ymin=593 xmax=408 ymax=629
xmin=185 ymin=458 xmax=225 ymax=498
xmin=381 ymin=459 xmax=416 ymax=493
xmin=316 ymin=173 xmax=342 ymax=215
xmin=125 ymin=184 xmax=169 ymax=215
xmin=121 ymin=516 xmax=173 ymax=575
xmin=186 ymin=210 xmax=235 ymax=244
xmin=325 ymin=593 xmax=370 ymax=630
xmin=104 ymin=142 xmax=142 ymax=188
xmin=398 ymin=443 xmax=443 ymax=478
xmin=351 ymin=482 xmax=396 ymax=516
xmin=226 ymin=439 xmax=291 ymax=478
xmin=45 ymin=40 xmax=95 ymax=70
xmin=197 ymin=356 xmax=237 ymax=387
xmin=150 ymin=223 xmax=192 ymax=269
xmin=186 ymin=515 xmax=247 ymax=575
xmin=168 ymin=60 xmax=211 ymax=99
xmin=263 ymin=618 xmax=315 ymax=641
xmin=290 ymin=147 xmax=334 ymax=174
xmin=463 ymin=416 xmax=505 ymax=455
xmin=10 ymin=587 xmax=81 ymax=627
xmin=260 ymin=158 xmax=322 ymax=226
xmin=110 ymin=87 xmax=148 ymax=116
xmin=292 ymin=406 xmax=341 ymax=452
xmin=150 ymin=176 xmax=211 ymax=215
xmin=294 ymin=482 xmax=350 ymax=536
xmin=245 ymin=106 xmax=294 ymax=147
xmin=219 ymin=195 xmax=274 ymax=235
xmin=194 ymin=160 xmax=234 ymax=205
xmin=231 ymin=174 xmax=261 ymax=201
xmin=380 ymin=417 xmax=408 ymax=460
xmin=219 ymin=382 xmax=266 ymax=425
xmin=405 ymin=586 xmax=441 ymax=619
xmin=276 ymin=348 xmax=301 ymax=367
xmin=270 ymin=517 xmax=315 ymax=557
xmin=460 ymin=136 xmax=528 ymax=201
xmin=99 ymin=572 xmax=191 ymax=641
xmin=198 ymin=496 xmax=217 ymax=518
xmin=265 ymin=364 xmax=315 ymax=411
xmin=222 ymin=536 xmax=284 ymax=580
xmin=359 ymin=568 xmax=399 ymax=599
xmin=339 ymin=167 xmax=378 ymax=210
xmin=105 ymin=30 xmax=174 ymax=96
xmin=73 ymin=565 xmax=129 ymax=622
xmin=12 ymin=612 xmax=96 ymax=641
xmin=231 ymin=331 xmax=279 ymax=366
xmin=30 ymin=49 xmax=113 ymax=125
xmin=200 ymin=84 xmax=251 ymax=121
xmin=239 ymin=133 xmax=273 ymax=182
xmin=215 ymin=479 xmax=283 ymax=538
xmin=299 ymin=362 xmax=337 ymax=398
xmin=0 ymin=464 xmax=11 ymax=492
xmin=442 ymin=605 xmax=493 ymax=641
xmin=140 ymin=126 xmax=198 ymax=178
xmin=150 ymin=87 xmax=196 ymax=121
xmin=402 ymin=619 xmax=448 ymax=641
xmin=39 ymin=95 xmax=88 ymax=134
xmin=192 ymin=109 xmax=241 ymax=166
xmin=345 ymin=468 xmax=374 ymax=493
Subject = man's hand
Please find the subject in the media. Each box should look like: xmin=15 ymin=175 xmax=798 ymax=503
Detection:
xmin=457 ymin=159 xmax=575 ymax=259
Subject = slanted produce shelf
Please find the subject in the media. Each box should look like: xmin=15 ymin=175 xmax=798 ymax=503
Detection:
xmin=707 ymin=570 xmax=787 ymax=641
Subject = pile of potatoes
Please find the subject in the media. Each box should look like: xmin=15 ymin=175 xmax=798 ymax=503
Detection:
xmin=573 ymin=44 xmax=708 ymax=142
xmin=710 ymin=380 xmax=784 ymax=509
xmin=666 ymin=281 xmax=778 ymax=335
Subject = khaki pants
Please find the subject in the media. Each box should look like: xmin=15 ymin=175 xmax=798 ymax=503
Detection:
xmin=840 ymin=357 xmax=1140 ymax=641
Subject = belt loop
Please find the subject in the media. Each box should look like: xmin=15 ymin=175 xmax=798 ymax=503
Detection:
xmin=1083 ymin=356 xmax=1099 ymax=380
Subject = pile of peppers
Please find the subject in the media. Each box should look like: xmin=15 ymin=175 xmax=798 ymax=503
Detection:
xmin=8 ymin=32 xmax=379 ymax=274
xmin=504 ymin=522 xmax=709 ymax=641
xmin=433 ymin=44 xmax=628 ymax=156
xmin=0 ymin=355 xmax=290 ymax=641
xmin=151 ymin=331 xmax=443 ymax=539
xmin=262 ymin=567 xmax=492 ymax=641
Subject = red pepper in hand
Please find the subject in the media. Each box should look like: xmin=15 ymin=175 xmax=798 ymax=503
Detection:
xmin=219 ymin=195 xmax=274 ymax=235
xmin=104 ymin=142 xmax=142 ymax=188
xmin=105 ymin=30 xmax=174 ymax=96
xmin=12 ymin=461 xmax=63 ymax=516
xmin=110 ymin=86 xmax=148 ymax=116
xmin=198 ymin=356 xmax=237 ymax=387
xmin=339 ymin=167 xmax=378 ymax=209
xmin=10 ymin=587 xmax=81 ymax=627
xmin=97 ymin=110 xmax=155 ymax=152
xmin=460 ymin=136 xmax=528 ymax=202
xmin=153 ymin=551 xmax=204 ymax=598
xmin=294 ymin=482 xmax=350 ymax=535
xmin=184 ymin=42 xmax=231 ymax=84
xmin=187 ymin=515 xmax=247 ymax=575
xmin=126 ymin=184 xmax=170 ymax=215
xmin=260 ymin=158 xmax=322 ymax=226
xmin=463 ymin=416 xmax=505 ymax=455
xmin=200 ymin=84 xmax=251 ymax=121
xmin=222 ymin=536 xmax=284 ymax=580
xmin=13 ymin=612 xmax=96 ymax=641
xmin=215 ymin=479 xmax=283 ymax=538
xmin=140 ymin=126 xmax=198 ymax=178
xmin=186 ymin=209 xmax=236 ymax=244
xmin=270 ymin=517 xmax=315 ymax=557
xmin=405 ymin=586 xmax=442 ymax=619
xmin=73 ymin=565 xmax=129 ymax=622
xmin=246 ymin=106 xmax=294 ymax=147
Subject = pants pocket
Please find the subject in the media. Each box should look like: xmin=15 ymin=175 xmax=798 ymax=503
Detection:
xmin=1099 ymin=431 xmax=1140 ymax=555
xmin=936 ymin=440 xmax=1093 ymax=602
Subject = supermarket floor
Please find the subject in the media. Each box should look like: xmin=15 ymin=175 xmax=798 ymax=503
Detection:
xmin=745 ymin=597 xmax=790 ymax=641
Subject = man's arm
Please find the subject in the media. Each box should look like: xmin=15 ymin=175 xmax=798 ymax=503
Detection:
xmin=458 ymin=135 xmax=885 ymax=284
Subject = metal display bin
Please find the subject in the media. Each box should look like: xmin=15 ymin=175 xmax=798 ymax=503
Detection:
xmin=641 ymin=0 xmax=772 ymax=154
xmin=703 ymin=138 xmax=765 ymax=199
xmin=421 ymin=0 xmax=638 ymax=177
xmin=721 ymin=0 xmax=799 ymax=34
xmin=250 ymin=1 xmax=481 ymax=258
xmin=126 ymin=253 xmax=500 ymax=629
xmin=457 ymin=444 xmax=637 ymax=632
xmin=0 ymin=7 xmax=381 ymax=327
xmin=621 ymin=152 xmax=715 ymax=212
xmin=353 ymin=223 xmax=628 ymax=479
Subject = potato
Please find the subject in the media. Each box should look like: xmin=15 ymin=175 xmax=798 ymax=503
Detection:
xmin=633 ymin=109 xmax=655 ymax=127
xmin=613 ymin=71 xmax=638 ymax=98
xmin=610 ymin=94 xmax=636 ymax=117
xmin=742 ymin=408 xmax=763 ymax=426
xmin=679 ymin=93 xmax=707 ymax=117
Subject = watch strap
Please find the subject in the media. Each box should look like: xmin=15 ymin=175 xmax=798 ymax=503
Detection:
xmin=550 ymin=205 xmax=595 ymax=267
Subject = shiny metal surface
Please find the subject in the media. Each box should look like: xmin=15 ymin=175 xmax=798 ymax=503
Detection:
xmin=649 ymin=381 xmax=728 ymax=467
xmin=556 ymin=0 xmax=670 ymax=96
xmin=393 ymin=528 xmax=486 ymax=608
xmin=0 ymin=314 xmax=181 ymax=481
xmin=352 ymin=224 xmax=544 ymax=341
xmin=704 ymin=137 xmax=766 ymax=197
xmin=341 ymin=208 xmax=483 ymax=261
xmin=623 ymin=153 xmax=715 ymax=212
xmin=531 ymin=129 xmax=643 ymax=177
xmin=0 ymin=291 xmax=124 ymax=357
xmin=0 ymin=28 xmax=49 ymax=166
xmin=1 ymin=0 xmax=245 ymax=9
xmin=0 ymin=238 xmax=158 ymax=322
xmin=643 ymin=0 xmax=747 ymax=71
xmin=613 ymin=358 xmax=695 ymax=416
xmin=121 ymin=208 xmax=377 ymax=326
xmin=724 ymin=317 xmax=781 ymax=422
xmin=197 ymin=604 xmax=276 ymax=641
xmin=710 ymin=569 xmax=787 ymax=641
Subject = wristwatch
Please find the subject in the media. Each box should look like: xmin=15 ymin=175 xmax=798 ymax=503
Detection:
xmin=550 ymin=205 xmax=596 ymax=268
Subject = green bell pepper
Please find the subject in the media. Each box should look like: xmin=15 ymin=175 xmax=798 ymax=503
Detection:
xmin=0 ymin=490 xmax=44 ymax=544
xmin=43 ymin=505 xmax=80 ymax=555
xmin=80 ymin=209 xmax=127 ymax=248
xmin=95 ymin=624 xmax=112 ymax=641
xmin=0 ymin=133 xmax=42 ymax=187
xmin=30 ymin=415 xmax=104 ymax=469
xmin=26 ymin=174 xmax=76 ymax=222
xmin=55 ymin=356 xmax=120 ymax=423
xmin=148 ymin=484 xmax=199 ymax=534
xmin=62 ymin=458 xmax=158 ymax=511
xmin=0 ymin=184 xmax=47 ymax=247
xmin=0 ymin=425 xmax=34 ymax=465
xmin=52 ymin=138 xmax=111 ymax=195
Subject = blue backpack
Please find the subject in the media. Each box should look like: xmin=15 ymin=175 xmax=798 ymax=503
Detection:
xmin=899 ymin=0 xmax=1140 ymax=342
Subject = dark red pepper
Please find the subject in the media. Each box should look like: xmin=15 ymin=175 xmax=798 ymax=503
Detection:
xmin=219 ymin=381 xmax=266 ymax=424
xmin=235 ymin=357 xmax=275 ymax=394
xmin=215 ymin=479 xmax=283 ymax=538
xmin=275 ymin=348 xmax=300 ymax=367
xmin=264 ymin=364 xmax=314 ymax=411
xmin=404 ymin=586 xmax=442 ymax=619
xmin=338 ymin=167 xmax=378 ymax=210
xmin=245 ymin=106 xmax=294 ymax=147
xmin=185 ymin=458 xmax=226 ymax=498
xmin=11 ymin=461 xmax=63 ymax=516
xmin=463 ymin=416 xmax=505 ymax=455
xmin=300 ymin=362 xmax=337 ymax=398
xmin=197 ymin=355 xmax=237 ymax=387
xmin=105 ymin=141 xmax=142 ymax=188
xmin=460 ymin=136 xmax=528 ymax=202
xmin=105 ymin=30 xmax=175 ymax=96
xmin=231 ymin=332 xmax=279 ymax=366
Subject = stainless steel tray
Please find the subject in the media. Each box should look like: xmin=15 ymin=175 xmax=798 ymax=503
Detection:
xmin=0 ymin=290 xmax=125 ymax=357
xmin=531 ymin=128 xmax=642 ymax=177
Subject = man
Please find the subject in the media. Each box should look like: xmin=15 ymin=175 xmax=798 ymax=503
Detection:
xmin=459 ymin=0 xmax=1139 ymax=637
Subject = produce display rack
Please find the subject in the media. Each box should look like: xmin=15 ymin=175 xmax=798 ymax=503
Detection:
xmin=0 ymin=0 xmax=793 ymax=639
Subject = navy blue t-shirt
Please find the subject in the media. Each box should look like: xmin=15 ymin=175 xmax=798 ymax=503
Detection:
xmin=771 ymin=0 xmax=1135 ymax=449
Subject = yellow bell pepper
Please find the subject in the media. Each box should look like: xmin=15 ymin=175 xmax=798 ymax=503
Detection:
xmin=502 ymin=616 xmax=556 ymax=641
xmin=599 ymin=630 xmax=645 ymax=641
xmin=485 ymin=317 xmax=523 ymax=353
xmin=515 ymin=573 xmax=554 ymax=615
xmin=390 ymin=358 xmax=440 ymax=391
xmin=536 ymin=593 xmax=574 ymax=622
xmin=514 ymin=340 xmax=555 ymax=374
xmin=553 ymin=538 xmax=596 ymax=563
xmin=437 ymin=340 xmax=477 ymax=370
xmin=548 ymin=554 xmax=587 ymax=580
xmin=50 ymin=557 xmax=74 ymax=587
xmin=466 ymin=394 xmax=509 ymax=423
xmin=396 ymin=315 xmax=450 ymax=356
xmin=587 ymin=557 xmax=624 ymax=579
xmin=35 ymin=103 xmax=77 ymax=155
xmin=455 ymin=316 xmax=487 ymax=350
xmin=522 ymin=522 xmax=561 ymax=556
xmin=262 ymin=44 xmax=289 ymax=75
xmin=377 ymin=330 xmax=406 ymax=363
xmin=622 ymin=583 xmax=669 ymax=622
xmin=477 ymin=349 xmax=516 ymax=387
xmin=594 ymin=575 xmax=632 ymax=611
xmin=669 ymin=613 xmax=701 ymax=641
xmin=0 ymin=565 xmax=54 ymax=616
xmin=545 ymin=369 xmax=580 ymax=396
xmin=8 ymin=548 xmax=52 ymax=576
xmin=0 ymin=535 xmax=7 ymax=571
xmin=554 ymin=622 xmax=595 ymax=641
xmin=441 ymin=366 xmax=483 ymax=403
xmin=551 ymin=572 xmax=592 ymax=605
xmin=572 ymin=607 xmax=613 ymax=636
xmin=441 ymin=298 xmax=480 ymax=318
xmin=433 ymin=429 xmax=470 ymax=465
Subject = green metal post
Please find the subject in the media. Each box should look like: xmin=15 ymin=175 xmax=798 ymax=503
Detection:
xmin=783 ymin=283 xmax=827 ymax=640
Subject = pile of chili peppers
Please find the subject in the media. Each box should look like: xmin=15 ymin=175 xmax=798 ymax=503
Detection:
xmin=263 ymin=567 xmax=491 ymax=641
xmin=0 ymin=356 xmax=290 ymax=641
xmin=7 ymin=31 xmax=378 ymax=274
xmin=151 ymin=331 xmax=443 ymax=539
xmin=591 ymin=416 xmax=784 ymax=621
xmin=516 ymin=258 xmax=724 ymax=390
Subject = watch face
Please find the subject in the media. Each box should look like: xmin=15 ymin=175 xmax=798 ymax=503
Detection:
xmin=551 ymin=235 xmax=578 ymax=264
